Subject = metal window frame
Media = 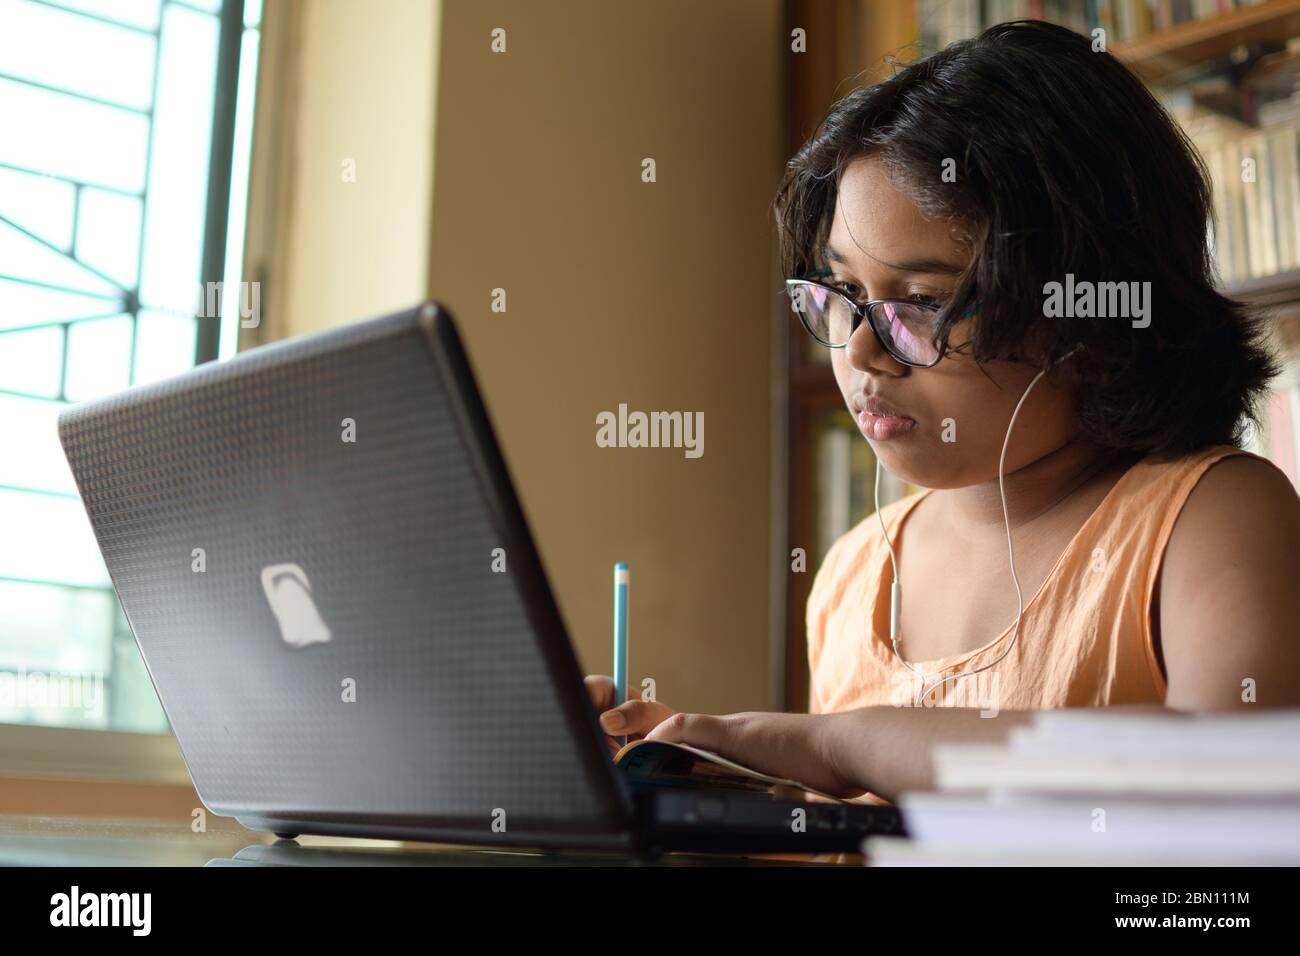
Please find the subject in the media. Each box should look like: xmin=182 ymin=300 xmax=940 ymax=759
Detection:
xmin=0 ymin=0 xmax=252 ymax=783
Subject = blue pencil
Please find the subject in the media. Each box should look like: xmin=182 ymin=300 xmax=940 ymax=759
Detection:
xmin=613 ymin=562 xmax=629 ymax=747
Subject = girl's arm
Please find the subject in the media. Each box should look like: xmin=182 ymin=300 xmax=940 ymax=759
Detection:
xmin=817 ymin=703 xmax=1186 ymax=801
xmin=819 ymin=705 xmax=1037 ymax=800
xmin=1158 ymin=455 xmax=1300 ymax=710
xmin=646 ymin=703 xmax=1175 ymax=803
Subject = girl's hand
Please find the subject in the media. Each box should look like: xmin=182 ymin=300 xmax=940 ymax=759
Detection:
xmin=584 ymin=675 xmax=676 ymax=758
xmin=644 ymin=709 xmax=866 ymax=799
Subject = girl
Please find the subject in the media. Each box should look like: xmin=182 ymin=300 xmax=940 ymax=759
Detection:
xmin=590 ymin=19 xmax=1300 ymax=804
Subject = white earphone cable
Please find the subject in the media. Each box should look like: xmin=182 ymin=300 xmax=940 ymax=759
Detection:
xmin=876 ymin=364 xmax=1052 ymax=707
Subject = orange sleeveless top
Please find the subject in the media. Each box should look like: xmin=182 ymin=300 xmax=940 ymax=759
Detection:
xmin=806 ymin=444 xmax=1258 ymax=719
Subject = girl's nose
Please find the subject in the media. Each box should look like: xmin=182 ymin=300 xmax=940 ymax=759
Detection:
xmin=844 ymin=314 xmax=907 ymax=377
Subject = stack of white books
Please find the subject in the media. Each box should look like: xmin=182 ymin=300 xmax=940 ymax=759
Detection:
xmin=864 ymin=709 xmax=1300 ymax=866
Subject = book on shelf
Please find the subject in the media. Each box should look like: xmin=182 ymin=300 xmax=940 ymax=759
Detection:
xmin=1257 ymin=355 xmax=1300 ymax=489
xmin=1171 ymin=87 xmax=1300 ymax=492
xmin=1167 ymin=84 xmax=1300 ymax=282
xmin=916 ymin=0 xmax=1274 ymax=55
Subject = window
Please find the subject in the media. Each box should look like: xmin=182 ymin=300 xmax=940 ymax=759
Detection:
xmin=0 ymin=0 xmax=262 ymax=733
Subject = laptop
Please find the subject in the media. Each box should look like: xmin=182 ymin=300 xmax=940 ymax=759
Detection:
xmin=58 ymin=303 xmax=904 ymax=855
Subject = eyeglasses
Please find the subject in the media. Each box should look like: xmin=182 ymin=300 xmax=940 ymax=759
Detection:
xmin=784 ymin=270 xmax=954 ymax=368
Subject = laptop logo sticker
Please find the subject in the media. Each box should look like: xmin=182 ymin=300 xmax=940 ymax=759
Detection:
xmin=260 ymin=563 xmax=332 ymax=648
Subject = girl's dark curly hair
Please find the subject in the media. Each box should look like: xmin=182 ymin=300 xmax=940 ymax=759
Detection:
xmin=772 ymin=19 xmax=1278 ymax=456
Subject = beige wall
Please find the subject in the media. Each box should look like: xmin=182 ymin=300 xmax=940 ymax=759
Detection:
xmin=252 ymin=0 xmax=785 ymax=716
xmin=257 ymin=0 xmax=439 ymax=338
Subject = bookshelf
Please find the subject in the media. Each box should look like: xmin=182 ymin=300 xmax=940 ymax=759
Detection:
xmin=1113 ymin=0 xmax=1300 ymax=82
xmin=778 ymin=0 xmax=1300 ymax=712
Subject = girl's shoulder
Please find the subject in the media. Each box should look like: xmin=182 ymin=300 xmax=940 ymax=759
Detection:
xmin=1154 ymin=445 xmax=1300 ymax=705
xmin=1121 ymin=443 xmax=1278 ymax=498
xmin=1043 ymin=443 xmax=1283 ymax=560
xmin=1157 ymin=445 xmax=1298 ymax=571
xmin=1100 ymin=444 xmax=1292 ymax=549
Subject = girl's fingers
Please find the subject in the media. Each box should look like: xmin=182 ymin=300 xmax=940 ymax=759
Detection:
xmin=598 ymin=699 xmax=674 ymax=736
xmin=584 ymin=674 xmax=616 ymax=712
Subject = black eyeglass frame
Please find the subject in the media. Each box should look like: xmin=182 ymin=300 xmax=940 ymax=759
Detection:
xmin=784 ymin=274 xmax=949 ymax=369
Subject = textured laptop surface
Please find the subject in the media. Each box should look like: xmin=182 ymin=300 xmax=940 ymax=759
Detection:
xmin=58 ymin=306 xmax=627 ymax=844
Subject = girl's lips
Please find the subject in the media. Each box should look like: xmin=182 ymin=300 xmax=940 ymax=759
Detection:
xmin=857 ymin=408 xmax=917 ymax=441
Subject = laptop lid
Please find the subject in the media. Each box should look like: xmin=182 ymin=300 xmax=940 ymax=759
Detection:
xmin=58 ymin=303 xmax=635 ymax=848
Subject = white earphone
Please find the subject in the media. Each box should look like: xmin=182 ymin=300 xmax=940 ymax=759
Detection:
xmin=875 ymin=345 xmax=1083 ymax=706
